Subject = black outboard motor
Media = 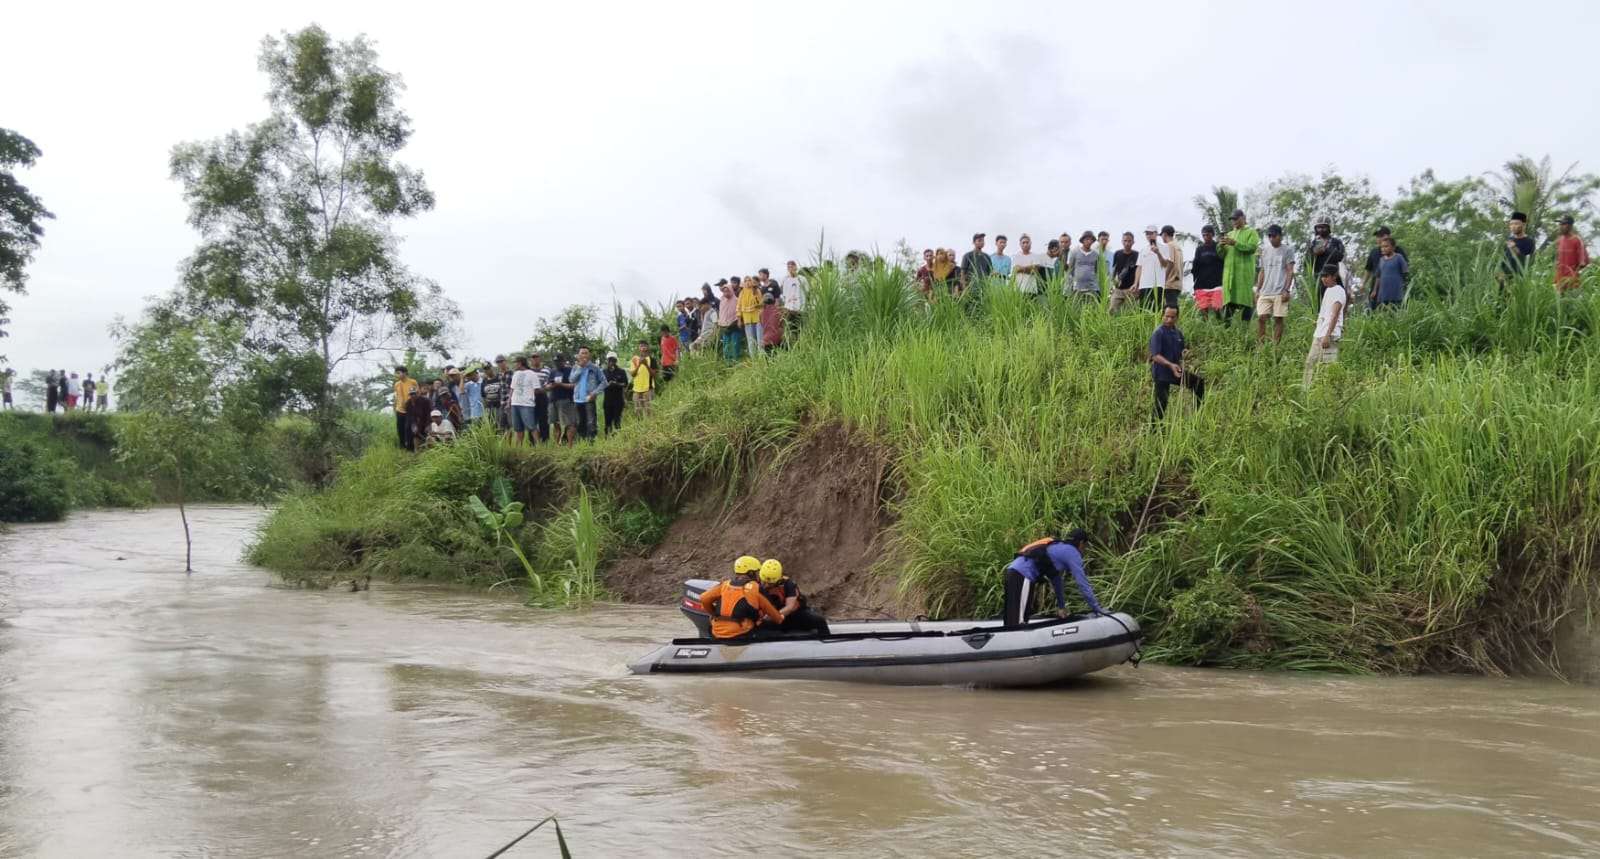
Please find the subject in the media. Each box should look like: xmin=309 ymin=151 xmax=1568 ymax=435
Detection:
xmin=679 ymin=579 xmax=719 ymax=638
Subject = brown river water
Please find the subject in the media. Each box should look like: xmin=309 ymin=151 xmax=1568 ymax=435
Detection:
xmin=2 ymin=506 xmax=1598 ymax=859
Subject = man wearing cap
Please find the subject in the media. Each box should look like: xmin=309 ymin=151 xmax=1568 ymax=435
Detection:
xmin=425 ymin=408 xmax=456 ymax=447
xmin=1002 ymin=529 xmax=1104 ymax=629
xmin=1254 ymin=225 xmax=1296 ymax=347
xmin=1500 ymin=211 xmax=1536 ymax=288
xmin=1306 ymin=215 xmax=1346 ymax=304
xmin=960 ymin=233 xmax=994 ymax=298
xmin=1134 ymin=225 xmax=1169 ymax=311
xmin=1067 ymin=232 xmax=1101 ymax=300
xmin=546 ymin=353 xmax=577 ymax=444
xmin=1363 ymin=227 xmax=1406 ymax=306
xmin=1108 ymin=232 xmax=1139 ymax=313
xmin=990 ymin=234 xmax=1012 ymax=278
xmin=1555 ymin=215 xmax=1590 ymax=292
xmin=1219 ymin=209 xmax=1261 ymax=325
xmin=1305 ymin=265 xmax=1347 ymax=388
xmin=602 ymin=351 xmax=628 ymax=435
xmin=1160 ymin=226 xmax=1185 ymax=309
xmin=480 ymin=361 xmax=506 ymax=433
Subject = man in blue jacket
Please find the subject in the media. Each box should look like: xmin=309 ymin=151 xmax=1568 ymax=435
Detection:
xmin=1003 ymin=528 xmax=1103 ymax=628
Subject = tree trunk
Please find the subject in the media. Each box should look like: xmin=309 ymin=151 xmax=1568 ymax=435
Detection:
xmin=175 ymin=456 xmax=193 ymax=573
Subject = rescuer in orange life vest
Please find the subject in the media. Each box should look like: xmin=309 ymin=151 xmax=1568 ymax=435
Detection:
xmin=699 ymin=555 xmax=784 ymax=639
xmin=755 ymin=558 xmax=830 ymax=636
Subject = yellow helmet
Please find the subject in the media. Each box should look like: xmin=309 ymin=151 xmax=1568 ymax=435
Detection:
xmin=759 ymin=559 xmax=783 ymax=584
xmin=733 ymin=555 xmax=762 ymax=577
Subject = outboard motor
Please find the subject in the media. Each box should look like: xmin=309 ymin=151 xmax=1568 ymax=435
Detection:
xmin=679 ymin=579 xmax=719 ymax=638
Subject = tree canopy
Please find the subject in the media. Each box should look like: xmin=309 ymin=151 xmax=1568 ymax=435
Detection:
xmin=0 ymin=128 xmax=55 ymax=343
xmin=164 ymin=24 xmax=456 ymax=477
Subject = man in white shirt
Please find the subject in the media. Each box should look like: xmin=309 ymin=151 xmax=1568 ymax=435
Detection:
xmin=508 ymin=356 xmax=539 ymax=446
xmin=779 ymin=260 xmax=807 ymax=314
xmin=425 ymin=409 xmax=456 ymax=446
xmin=1012 ymin=234 xmax=1049 ymax=295
xmin=1304 ymin=265 xmax=1347 ymax=388
xmin=1254 ymin=224 xmax=1296 ymax=348
xmin=1134 ymin=224 xmax=1169 ymax=310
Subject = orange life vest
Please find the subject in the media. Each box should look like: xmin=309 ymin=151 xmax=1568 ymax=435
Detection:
xmin=704 ymin=580 xmax=761 ymax=638
xmin=1016 ymin=538 xmax=1057 ymax=567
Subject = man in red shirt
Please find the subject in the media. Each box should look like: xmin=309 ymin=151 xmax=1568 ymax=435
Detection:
xmin=1555 ymin=215 xmax=1590 ymax=292
xmin=658 ymin=324 xmax=679 ymax=382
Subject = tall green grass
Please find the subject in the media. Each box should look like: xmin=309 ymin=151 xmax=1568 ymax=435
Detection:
xmin=253 ymin=260 xmax=1600 ymax=673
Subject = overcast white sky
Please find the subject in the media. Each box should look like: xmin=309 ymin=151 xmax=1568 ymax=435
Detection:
xmin=6 ymin=0 xmax=1595 ymax=380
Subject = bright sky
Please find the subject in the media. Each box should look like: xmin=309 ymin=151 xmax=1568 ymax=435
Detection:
xmin=6 ymin=0 xmax=1595 ymax=380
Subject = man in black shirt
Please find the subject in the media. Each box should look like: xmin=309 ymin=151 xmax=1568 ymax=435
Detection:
xmin=1499 ymin=211 xmax=1536 ymax=287
xmin=1306 ymin=214 xmax=1346 ymax=303
xmin=960 ymin=232 xmax=994 ymax=298
xmin=602 ymin=352 xmax=628 ymax=435
xmin=1190 ymin=226 xmax=1224 ymax=320
xmin=1109 ymin=232 xmax=1140 ymax=314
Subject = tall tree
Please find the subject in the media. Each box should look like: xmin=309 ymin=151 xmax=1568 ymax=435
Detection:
xmin=1492 ymin=154 xmax=1600 ymax=244
xmin=0 ymin=128 xmax=55 ymax=344
xmin=525 ymin=304 xmax=602 ymax=359
xmin=114 ymin=319 xmax=248 ymax=572
xmin=167 ymin=25 xmax=456 ymax=479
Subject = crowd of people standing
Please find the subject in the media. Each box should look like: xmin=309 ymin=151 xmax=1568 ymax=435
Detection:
xmin=32 ymin=369 xmax=110 ymax=413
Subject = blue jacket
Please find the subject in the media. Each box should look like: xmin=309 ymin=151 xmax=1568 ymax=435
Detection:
xmin=1005 ymin=542 xmax=1103 ymax=613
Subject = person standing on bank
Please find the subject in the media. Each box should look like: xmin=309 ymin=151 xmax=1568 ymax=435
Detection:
xmin=1150 ymin=305 xmax=1205 ymax=421
xmin=1306 ymin=214 xmax=1346 ymax=303
xmin=1002 ymin=529 xmax=1104 ymax=628
xmin=1304 ymin=265 xmax=1347 ymax=388
xmin=1254 ymin=224 xmax=1295 ymax=347
xmin=1219 ymin=208 xmax=1261 ymax=325
xmin=602 ymin=351 xmax=628 ymax=435
xmin=1499 ymin=211 xmax=1536 ymax=288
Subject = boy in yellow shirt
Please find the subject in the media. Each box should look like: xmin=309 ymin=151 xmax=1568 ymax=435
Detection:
xmin=737 ymin=276 xmax=763 ymax=358
xmin=628 ymin=339 xmax=656 ymax=418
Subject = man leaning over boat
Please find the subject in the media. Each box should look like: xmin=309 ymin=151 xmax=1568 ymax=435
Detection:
xmin=1003 ymin=529 xmax=1104 ymax=628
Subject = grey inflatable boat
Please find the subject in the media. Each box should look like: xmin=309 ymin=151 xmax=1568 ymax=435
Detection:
xmin=627 ymin=579 xmax=1141 ymax=687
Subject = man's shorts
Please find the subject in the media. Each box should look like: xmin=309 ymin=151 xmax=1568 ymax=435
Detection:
xmin=1255 ymin=292 xmax=1289 ymax=318
xmin=633 ymin=390 xmax=654 ymax=407
xmin=551 ymin=399 xmax=578 ymax=428
xmin=1195 ymin=288 xmax=1224 ymax=310
xmin=510 ymin=405 xmax=537 ymax=432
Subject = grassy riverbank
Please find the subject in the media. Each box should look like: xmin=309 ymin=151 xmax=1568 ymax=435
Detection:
xmin=0 ymin=410 xmax=387 ymax=523
xmin=249 ymin=265 xmax=1600 ymax=675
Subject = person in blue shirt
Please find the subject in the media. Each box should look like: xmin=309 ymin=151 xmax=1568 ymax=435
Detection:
xmin=1003 ymin=528 xmax=1103 ymax=628
xmin=1150 ymin=305 xmax=1204 ymax=422
xmin=463 ymin=368 xmax=484 ymax=427
xmin=568 ymin=347 xmax=608 ymax=442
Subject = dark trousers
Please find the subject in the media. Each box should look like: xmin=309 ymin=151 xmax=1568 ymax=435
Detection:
xmin=534 ymin=400 xmax=549 ymax=443
xmin=576 ymin=400 xmax=598 ymax=441
xmin=396 ymin=410 xmax=414 ymax=451
xmin=780 ymin=608 xmax=831 ymax=636
xmin=1223 ymin=302 xmax=1255 ymax=324
xmin=603 ymin=389 xmax=625 ymax=434
xmin=1163 ymin=288 xmax=1181 ymax=309
xmin=1153 ymin=373 xmax=1206 ymax=421
xmin=1002 ymin=568 xmax=1037 ymax=629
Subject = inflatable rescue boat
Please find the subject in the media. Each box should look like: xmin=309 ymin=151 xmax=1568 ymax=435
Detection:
xmin=626 ymin=580 xmax=1141 ymax=687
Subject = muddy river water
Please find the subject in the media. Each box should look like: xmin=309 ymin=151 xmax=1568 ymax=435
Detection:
xmin=2 ymin=507 xmax=1598 ymax=858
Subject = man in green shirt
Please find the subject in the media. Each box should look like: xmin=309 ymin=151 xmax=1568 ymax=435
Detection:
xmin=1219 ymin=208 xmax=1261 ymax=326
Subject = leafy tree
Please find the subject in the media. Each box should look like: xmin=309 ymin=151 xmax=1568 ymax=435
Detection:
xmin=1388 ymin=170 xmax=1502 ymax=273
xmin=113 ymin=319 xmax=249 ymax=572
xmin=524 ymin=304 xmax=602 ymax=360
xmin=1245 ymin=169 xmax=1390 ymax=261
xmin=1491 ymin=154 xmax=1600 ymax=244
xmin=0 ymin=128 xmax=55 ymax=343
xmin=165 ymin=25 xmax=456 ymax=480
xmin=1191 ymin=185 xmax=1239 ymax=234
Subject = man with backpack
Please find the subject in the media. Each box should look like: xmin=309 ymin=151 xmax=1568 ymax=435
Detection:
xmin=1002 ymin=529 xmax=1104 ymax=628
